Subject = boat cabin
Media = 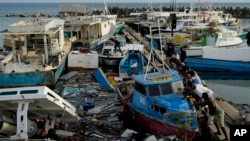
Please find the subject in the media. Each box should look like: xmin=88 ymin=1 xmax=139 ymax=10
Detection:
xmin=133 ymin=71 xmax=184 ymax=97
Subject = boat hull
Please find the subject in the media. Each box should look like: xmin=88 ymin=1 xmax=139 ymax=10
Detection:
xmin=185 ymin=57 xmax=250 ymax=72
xmin=119 ymin=51 xmax=147 ymax=79
xmin=0 ymin=57 xmax=66 ymax=87
xmin=92 ymin=68 xmax=114 ymax=90
xmin=100 ymin=56 xmax=123 ymax=66
xmin=128 ymin=107 xmax=196 ymax=141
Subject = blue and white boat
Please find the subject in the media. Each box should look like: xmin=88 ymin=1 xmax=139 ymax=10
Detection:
xmin=0 ymin=18 xmax=71 ymax=87
xmin=184 ymin=30 xmax=250 ymax=72
xmin=125 ymin=68 xmax=199 ymax=140
xmin=119 ymin=44 xmax=199 ymax=139
xmin=118 ymin=49 xmax=148 ymax=79
xmin=185 ymin=49 xmax=250 ymax=78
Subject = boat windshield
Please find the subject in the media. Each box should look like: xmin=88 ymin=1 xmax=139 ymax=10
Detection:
xmin=147 ymin=80 xmax=184 ymax=96
xmin=103 ymin=49 xmax=111 ymax=55
xmin=134 ymin=82 xmax=146 ymax=95
xmin=148 ymin=85 xmax=160 ymax=96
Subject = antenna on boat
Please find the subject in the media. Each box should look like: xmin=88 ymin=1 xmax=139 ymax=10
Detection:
xmin=103 ymin=0 xmax=111 ymax=15
xmin=144 ymin=23 xmax=176 ymax=80
xmin=144 ymin=25 xmax=155 ymax=80
xmin=157 ymin=18 xmax=165 ymax=71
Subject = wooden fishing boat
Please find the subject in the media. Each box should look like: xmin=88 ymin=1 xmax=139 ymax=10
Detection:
xmin=0 ymin=18 xmax=71 ymax=87
xmin=117 ymin=46 xmax=199 ymax=140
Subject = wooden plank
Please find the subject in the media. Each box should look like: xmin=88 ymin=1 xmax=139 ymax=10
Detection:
xmin=59 ymin=71 xmax=78 ymax=81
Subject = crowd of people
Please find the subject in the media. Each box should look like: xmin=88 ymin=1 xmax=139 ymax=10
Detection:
xmin=162 ymin=37 xmax=228 ymax=141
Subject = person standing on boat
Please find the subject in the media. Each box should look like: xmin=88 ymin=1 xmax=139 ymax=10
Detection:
xmin=165 ymin=39 xmax=175 ymax=66
xmin=113 ymin=40 xmax=123 ymax=55
xmin=201 ymin=93 xmax=229 ymax=141
xmin=169 ymin=51 xmax=180 ymax=68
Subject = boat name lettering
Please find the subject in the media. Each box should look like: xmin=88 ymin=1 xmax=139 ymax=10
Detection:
xmin=152 ymin=75 xmax=172 ymax=82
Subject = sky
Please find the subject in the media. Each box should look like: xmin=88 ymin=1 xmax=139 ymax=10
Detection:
xmin=0 ymin=0 xmax=249 ymax=3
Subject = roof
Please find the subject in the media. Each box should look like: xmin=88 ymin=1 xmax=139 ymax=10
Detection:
xmin=0 ymin=19 xmax=63 ymax=35
xmin=64 ymin=16 xmax=113 ymax=26
xmin=133 ymin=70 xmax=182 ymax=86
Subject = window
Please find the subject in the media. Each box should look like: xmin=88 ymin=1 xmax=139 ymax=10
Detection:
xmin=151 ymin=104 xmax=167 ymax=114
xmin=161 ymin=83 xmax=173 ymax=95
xmin=0 ymin=91 xmax=17 ymax=95
xmin=134 ymin=83 xmax=146 ymax=95
xmin=103 ymin=49 xmax=111 ymax=55
xmin=159 ymin=107 xmax=167 ymax=114
xmin=172 ymin=81 xmax=184 ymax=93
xmin=20 ymin=90 xmax=38 ymax=94
xmin=151 ymin=103 xmax=159 ymax=112
xmin=148 ymin=85 xmax=160 ymax=96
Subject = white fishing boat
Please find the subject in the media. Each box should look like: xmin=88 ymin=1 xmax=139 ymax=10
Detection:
xmin=185 ymin=27 xmax=245 ymax=56
xmin=60 ymin=3 xmax=123 ymax=50
xmin=0 ymin=86 xmax=80 ymax=140
xmin=99 ymin=34 xmax=144 ymax=66
xmin=0 ymin=18 xmax=71 ymax=87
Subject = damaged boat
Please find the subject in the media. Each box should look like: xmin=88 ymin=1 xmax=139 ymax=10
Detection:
xmin=0 ymin=86 xmax=80 ymax=140
xmin=0 ymin=18 xmax=71 ymax=87
xmin=117 ymin=47 xmax=199 ymax=140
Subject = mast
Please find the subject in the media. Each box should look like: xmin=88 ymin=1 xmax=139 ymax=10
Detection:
xmin=103 ymin=0 xmax=111 ymax=15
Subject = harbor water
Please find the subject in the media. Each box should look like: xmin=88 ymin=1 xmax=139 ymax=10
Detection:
xmin=0 ymin=2 xmax=250 ymax=105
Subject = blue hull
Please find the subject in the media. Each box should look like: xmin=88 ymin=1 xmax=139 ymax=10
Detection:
xmin=125 ymin=69 xmax=198 ymax=139
xmin=119 ymin=50 xmax=147 ymax=78
xmin=185 ymin=57 xmax=250 ymax=72
xmin=93 ymin=68 xmax=114 ymax=90
xmin=0 ymin=58 xmax=66 ymax=87
xmin=195 ymin=71 xmax=250 ymax=80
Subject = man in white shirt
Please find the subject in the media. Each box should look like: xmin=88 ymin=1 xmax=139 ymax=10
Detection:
xmin=192 ymin=84 xmax=215 ymax=123
xmin=192 ymin=84 xmax=215 ymax=100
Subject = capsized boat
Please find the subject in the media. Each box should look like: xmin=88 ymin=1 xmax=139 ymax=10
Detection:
xmin=0 ymin=18 xmax=71 ymax=87
xmin=93 ymin=67 xmax=115 ymax=90
xmin=0 ymin=86 xmax=80 ymax=140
